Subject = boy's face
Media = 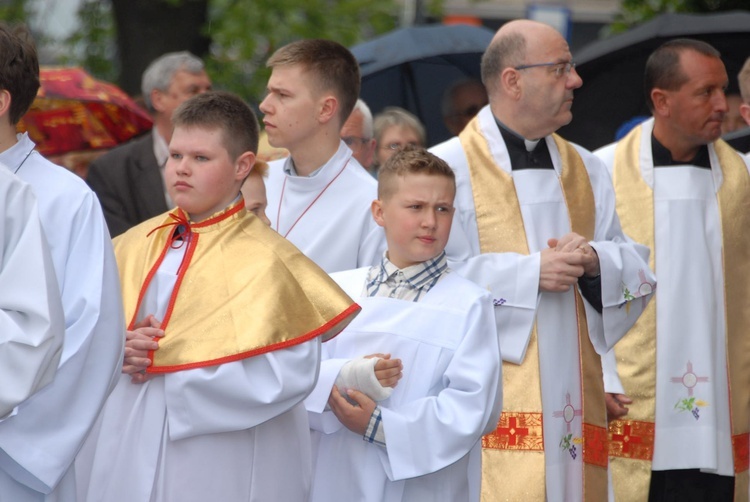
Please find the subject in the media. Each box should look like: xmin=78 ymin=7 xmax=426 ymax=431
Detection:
xmin=259 ymin=65 xmax=324 ymax=152
xmin=166 ymin=125 xmax=253 ymax=223
xmin=241 ymin=171 xmax=271 ymax=225
xmin=371 ymin=173 xmax=455 ymax=269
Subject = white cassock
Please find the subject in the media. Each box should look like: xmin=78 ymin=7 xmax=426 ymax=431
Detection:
xmin=0 ymin=134 xmax=125 ymax=502
xmin=76 ymin=241 xmax=321 ymax=502
xmin=0 ymin=166 xmax=63 ymax=419
xmin=430 ymin=106 xmax=654 ymax=501
xmin=306 ymin=268 xmax=502 ymax=502
xmin=596 ymin=118 xmax=746 ymax=475
xmin=266 ymin=141 xmax=385 ymax=272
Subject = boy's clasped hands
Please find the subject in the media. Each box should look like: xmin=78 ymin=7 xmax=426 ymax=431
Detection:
xmin=122 ymin=314 xmax=164 ymax=384
xmin=328 ymin=353 xmax=403 ymax=435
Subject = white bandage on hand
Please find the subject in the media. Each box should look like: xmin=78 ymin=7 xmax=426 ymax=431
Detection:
xmin=334 ymin=357 xmax=394 ymax=402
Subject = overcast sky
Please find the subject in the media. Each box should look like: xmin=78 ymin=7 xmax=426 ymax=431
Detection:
xmin=32 ymin=0 xmax=80 ymax=38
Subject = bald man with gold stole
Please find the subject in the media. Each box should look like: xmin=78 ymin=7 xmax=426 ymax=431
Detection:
xmin=432 ymin=20 xmax=655 ymax=501
xmin=596 ymin=39 xmax=750 ymax=501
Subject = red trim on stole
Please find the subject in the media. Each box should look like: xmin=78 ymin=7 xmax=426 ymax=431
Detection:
xmin=582 ymin=423 xmax=608 ymax=468
xmin=733 ymin=432 xmax=750 ymax=473
xmin=482 ymin=412 xmax=545 ymax=451
xmin=147 ymin=302 xmax=361 ymax=373
xmin=608 ymin=419 xmax=655 ymax=461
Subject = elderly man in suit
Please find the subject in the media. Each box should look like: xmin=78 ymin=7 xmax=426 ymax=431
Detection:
xmin=86 ymin=51 xmax=212 ymax=237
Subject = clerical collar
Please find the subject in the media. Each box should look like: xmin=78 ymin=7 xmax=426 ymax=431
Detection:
xmin=651 ymin=134 xmax=711 ymax=169
xmin=495 ymin=119 xmax=553 ymax=170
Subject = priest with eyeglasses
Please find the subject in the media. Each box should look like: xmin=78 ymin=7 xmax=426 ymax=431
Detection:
xmin=431 ymin=19 xmax=655 ymax=501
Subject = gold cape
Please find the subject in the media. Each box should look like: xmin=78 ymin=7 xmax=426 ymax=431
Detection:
xmin=610 ymin=125 xmax=750 ymax=501
xmin=114 ymin=200 xmax=360 ymax=373
xmin=459 ymin=117 xmax=608 ymax=501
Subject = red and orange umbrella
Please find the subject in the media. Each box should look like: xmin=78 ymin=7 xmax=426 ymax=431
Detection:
xmin=18 ymin=67 xmax=153 ymax=156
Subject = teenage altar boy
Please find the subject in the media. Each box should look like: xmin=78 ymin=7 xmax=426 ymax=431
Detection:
xmin=306 ymin=147 xmax=502 ymax=502
xmin=260 ymin=38 xmax=385 ymax=272
xmin=76 ymin=91 xmax=360 ymax=502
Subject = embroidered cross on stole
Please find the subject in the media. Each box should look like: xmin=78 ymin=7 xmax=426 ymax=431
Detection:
xmin=610 ymin=125 xmax=750 ymax=501
xmin=459 ymin=117 xmax=608 ymax=501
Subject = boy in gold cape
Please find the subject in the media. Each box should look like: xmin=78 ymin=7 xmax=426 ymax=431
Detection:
xmin=76 ymin=91 xmax=359 ymax=502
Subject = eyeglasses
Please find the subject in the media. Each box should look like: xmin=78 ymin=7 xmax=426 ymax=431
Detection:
xmin=380 ymin=141 xmax=420 ymax=151
xmin=342 ymin=136 xmax=371 ymax=148
xmin=514 ymin=61 xmax=576 ymax=78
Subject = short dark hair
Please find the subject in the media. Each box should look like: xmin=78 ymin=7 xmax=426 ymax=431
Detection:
xmin=0 ymin=24 xmax=39 ymax=124
xmin=172 ymin=91 xmax=259 ymax=160
xmin=644 ymin=38 xmax=721 ymax=112
xmin=377 ymin=146 xmax=456 ymax=200
xmin=481 ymin=31 xmax=526 ymax=94
xmin=267 ymin=39 xmax=360 ymax=127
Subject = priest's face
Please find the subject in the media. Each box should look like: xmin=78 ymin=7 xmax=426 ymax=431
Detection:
xmin=660 ymin=50 xmax=728 ymax=146
xmin=371 ymin=172 xmax=455 ymax=269
xmin=259 ymin=64 xmax=329 ymax=152
xmin=167 ymin=125 xmax=251 ymax=223
xmin=517 ymin=29 xmax=582 ymax=138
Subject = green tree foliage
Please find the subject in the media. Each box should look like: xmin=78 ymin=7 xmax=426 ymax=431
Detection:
xmin=205 ymin=0 xmax=398 ymax=104
xmin=61 ymin=0 xmax=117 ymax=82
xmin=0 ymin=0 xmax=31 ymax=23
xmin=610 ymin=0 xmax=747 ymax=34
xmin=54 ymin=0 xmax=400 ymax=103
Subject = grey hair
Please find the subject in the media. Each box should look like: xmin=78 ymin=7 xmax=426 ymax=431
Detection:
xmin=141 ymin=51 xmax=205 ymax=112
xmin=352 ymin=98 xmax=374 ymax=139
xmin=373 ymin=106 xmax=426 ymax=146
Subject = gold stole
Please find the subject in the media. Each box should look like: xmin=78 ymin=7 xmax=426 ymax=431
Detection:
xmin=459 ymin=117 xmax=608 ymax=501
xmin=114 ymin=201 xmax=360 ymax=372
xmin=610 ymin=125 xmax=750 ymax=501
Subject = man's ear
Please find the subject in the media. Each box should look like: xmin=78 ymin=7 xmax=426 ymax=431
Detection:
xmin=235 ymin=151 xmax=256 ymax=181
xmin=0 ymin=90 xmax=12 ymax=118
xmin=501 ymin=68 xmax=521 ymax=100
xmin=740 ymin=102 xmax=750 ymax=127
xmin=318 ymin=95 xmax=338 ymax=125
xmin=371 ymin=199 xmax=385 ymax=228
xmin=150 ymin=88 xmax=167 ymax=114
xmin=651 ymin=89 xmax=669 ymax=117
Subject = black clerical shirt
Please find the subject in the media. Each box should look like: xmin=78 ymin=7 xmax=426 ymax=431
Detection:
xmin=652 ymin=135 xmax=711 ymax=168
xmin=495 ymin=119 xmax=603 ymax=312
xmin=496 ymin=120 xmax=554 ymax=170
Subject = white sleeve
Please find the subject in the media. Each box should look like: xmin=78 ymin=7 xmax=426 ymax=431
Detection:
xmin=0 ymin=176 xmax=63 ymax=419
xmin=583 ymin=150 xmax=655 ymax=354
xmin=0 ymin=191 xmax=125 ymax=494
xmin=377 ymin=293 xmax=502 ymax=481
xmin=164 ymin=338 xmax=320 ymax=440
xmin=602 ymin=348 xmax=625 ymax=395
xmin=450 ymin=252 xmax=540 ymax=364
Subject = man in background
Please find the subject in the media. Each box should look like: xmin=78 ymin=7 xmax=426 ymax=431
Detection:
xmin=86 ymin=51 xmax=212 ymax=236
xmin=724 ymin=56 xmax=750 ymax=154
xmin=341 ymin=98 xmax=377 ymax=174
xmin=441 ymin=78 xmax=488 ymax=136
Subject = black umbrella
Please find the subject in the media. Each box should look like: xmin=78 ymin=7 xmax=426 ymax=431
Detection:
xmin=558 ymin=11 xmax=750 ymax=151
xmin=351 ymin=23 xmax=494 ymax=146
